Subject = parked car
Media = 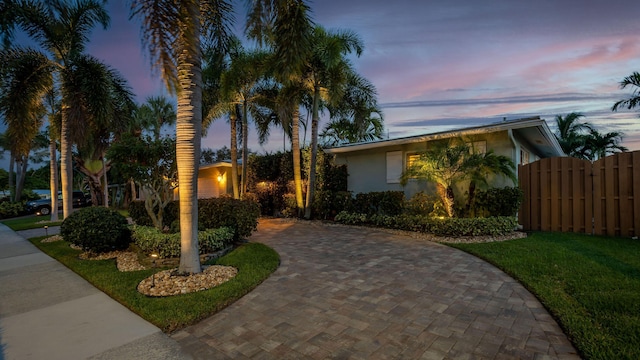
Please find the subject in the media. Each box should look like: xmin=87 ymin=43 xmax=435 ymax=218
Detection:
xmin=25 ymin=191 xmax=92 ymax=216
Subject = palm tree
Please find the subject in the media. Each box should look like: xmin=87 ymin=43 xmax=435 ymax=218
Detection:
xmin=554 ymin=112 xmax=592 ymax=158
xmin=401 ymin=140 xmax=470 ymax=218
xmin=0 ymin=48 xmax=53 ymax=202
xmin=246 ymin=0 xmax=313 ymax=217
xmin=5 ymin=0 xmax=110 ymax=218
xmin=464 ymin=150 xmax=516 ymax=216
xmin=44 ymin=90 xmax=61 ymax=221
xmin=136 ymin=96 xmax=177 ymax=140
xmin=323 ymin=72 xmax=383 ymax=146
xmin=302 ymin=26 xmax=364 ymax=219
xmin=612 ymin=71 xmax=640 ymax=113
xmin=216 ymin=46 xmax=275 ymax=197
xmin=131 ymin=0 xmax=233 ymax=274
xmin=583 ymin=128 xmax=627 ymax=161
xmin=66 ymin=55 xmax=135 ymax=207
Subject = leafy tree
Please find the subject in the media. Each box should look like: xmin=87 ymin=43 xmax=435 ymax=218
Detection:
xmin=0 ymin=48 xmax=53 ymax=202
xmin=301 ymin=26 xmax=365 ymax=219
xmin=583 ymin=128 xmax=627 ymax=161
xmin=247 ymin=0 xmax=314 ymax=217
xmin=200 ymin=146 xmax=231 ymax=164
xmin=131 ymin=0 xmax=233 ymax=274
xmin=323 ymin=72 xmax=383 ymax=146
xmin=4 ymin=0 xmax=110 ymax=218
xmin=464 ymin=149 xmax=516 ymax=216
xmin=554 ymin=112 xmax=592 ymax=158
xmin=612 ymin=71 xmax=640 ymax=114
xmin=135 ymin=96 xmax=176 ymax=140
xmin=401 ymin=139 xmax=515 ymax=218
xmin=108 ymin=134 xmax=177 ymax=230
xmin=68 ymin=55 xmax=136 ymax=207
xmin=401 ymin=141 xmax=469 ymax=218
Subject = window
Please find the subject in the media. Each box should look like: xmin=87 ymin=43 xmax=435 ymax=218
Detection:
xmin=406 ymin=153 xmax=420 ymax=169
xmin=386 ymin=151 xmax=403 ymax=183
xmin=520 ymin=149 xmax=530 ymax=165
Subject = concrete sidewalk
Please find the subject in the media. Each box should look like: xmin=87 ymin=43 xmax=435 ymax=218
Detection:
xmin=0 ymin=223 xmax=190 ymax=360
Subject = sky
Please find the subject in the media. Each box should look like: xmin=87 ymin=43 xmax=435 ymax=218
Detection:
xmin=5 ymin=0 xmax=640 ymax=169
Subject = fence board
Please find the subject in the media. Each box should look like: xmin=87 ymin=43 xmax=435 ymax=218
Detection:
xmin=519 ymin=151 xmax=640 ymax=236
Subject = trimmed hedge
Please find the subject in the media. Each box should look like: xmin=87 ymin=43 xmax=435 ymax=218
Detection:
xmin=351 ymin=191 xmax=405 ymax=216
xmin=129 ymin=197 xmax=260 ymax=240
xmin=61 ymin=207 xmax=131 ymax=253
xmin=131 ymin=225 xmax=235 ymax=258
xmin=475 ymin=187 xmax=524 ymax=217
xmin=334 ymin=211 xmax=518 ymax=237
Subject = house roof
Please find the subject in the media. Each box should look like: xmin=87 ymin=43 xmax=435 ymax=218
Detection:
xmin=323 ymin=116 xmax=565 ymax=158
xmin=199 ymin=159 xmax=242 ymax=170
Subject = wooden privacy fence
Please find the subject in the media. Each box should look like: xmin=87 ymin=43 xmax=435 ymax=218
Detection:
xmin=519 ymin=151 xmax=640 ymax=237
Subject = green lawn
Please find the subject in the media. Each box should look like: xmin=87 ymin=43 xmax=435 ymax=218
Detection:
xmin=29 ymin=236 xmax=280 ymax=333
xmin=449 ymin=232 xmax=640 ymax=360
xmin=1 ymin=216 xmax=63 ymax=231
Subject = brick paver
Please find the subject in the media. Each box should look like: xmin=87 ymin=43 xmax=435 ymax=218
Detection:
xmin=173 ymin=219 xmax=580 ymax=359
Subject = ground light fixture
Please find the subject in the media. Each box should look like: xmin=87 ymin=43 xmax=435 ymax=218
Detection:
xmin=151 ymin=253 xmax=159 ymax=287
xmin=44 ymin=225 xmax=48 ymax=236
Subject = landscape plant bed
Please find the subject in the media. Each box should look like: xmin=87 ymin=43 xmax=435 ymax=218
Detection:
xmin=28 ymin=236 xmax=280 ymax=333
xmin=450 ymin=232 xmax=640 ymax=360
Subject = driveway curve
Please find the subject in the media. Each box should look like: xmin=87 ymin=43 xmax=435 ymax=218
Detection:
xmin=173 ymin=219 xmax=579 ymax=359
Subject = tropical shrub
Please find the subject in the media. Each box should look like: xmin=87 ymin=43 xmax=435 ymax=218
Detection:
xmin=61 ymin=207 xmax=131 ymax=253
xmin=312 ymin=190 xmax=353 ymax=220
xmin=0 ymin=201 xmax=25 ymax=219
xmin=129 ymin=197 xmax=259 ymax=240
xmin=475 ymin=187 xmax=524 ymax=217
xmin=351 ymin=191 xmax=405 ymax=216
xmin=198 ymin=197 xmax=260 ymax=240
xmin=131 ymin=225 xmax=234 ymax=258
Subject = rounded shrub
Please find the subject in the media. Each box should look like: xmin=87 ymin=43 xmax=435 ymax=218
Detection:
xmin=61 ymin=207 xmax=131 ymax=253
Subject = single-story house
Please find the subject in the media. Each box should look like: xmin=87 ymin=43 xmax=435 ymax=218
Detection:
xmin=172 ymin=161 xmax=236 ymax=200
xmin=323 ymin=116 xmax=564 ymax=198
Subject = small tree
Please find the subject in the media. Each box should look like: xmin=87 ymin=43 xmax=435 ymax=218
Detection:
xmin=108 ymin=135 xmax=177 ymax=230
xmin=401 ymin=140 xmax=470 ymax=218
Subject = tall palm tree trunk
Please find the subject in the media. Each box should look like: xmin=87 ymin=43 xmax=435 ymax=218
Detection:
xmin=8 ymin=153 xmax=15 ymax=202
xmin=176 ymin=6 xmax=203 ymax=274
xmin=60 ymin=113 xmax=73 ymax=219
xmin=230 ymin=111 xmax=239 ymax=199
xmin=14 ymin=156 xmax=28 ymax=202
xmin=241 ymin=102 xmax=248 ymax=198
xmin=292 ymin=108 xmax=304 ymax=216
xmin=436 ymin=183 xmax=455 ymax=218
xmin=304 ymin=88 xmax=321 ymax=219
xmin=49 ymin=138 xmax=59 ymax=221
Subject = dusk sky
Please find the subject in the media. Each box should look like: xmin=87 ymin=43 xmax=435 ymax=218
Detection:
xmin=7 ymin=0 xmax=640 ymax=168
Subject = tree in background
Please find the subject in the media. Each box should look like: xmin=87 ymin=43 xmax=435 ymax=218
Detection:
xmin=583 ymin=128 xmax=627 ymax=161
xmin=3 ymin=0 xmax=110 ymax=218
xmin=323 ymin=72 xmax=383 ymax=146
xmin=612 ymin=71 xmax=640 ymax=114
xmin=554 ymin=112 xmax=592 ymax=158
xmin=135 ymin=96 xmax=177 ymax=140
xmin=0 ymin=48 xmax=53 ymax=202
xmin=108 ymin=134 xmax=177 ymax=230
xmin=68 ymin=55 xmax=136 ymax=207
xmin=246 ymin=0 xmax=314 ymax=217
xmin=554 ymin=112 xmax=627 ymax=160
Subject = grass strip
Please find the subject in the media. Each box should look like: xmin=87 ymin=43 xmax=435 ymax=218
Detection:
xmin=2 ymin=216 xmax=62 ymax=231
xmin=29 ymin=236 xmax=279 ymax=333
xmin=449 ymin=232 xmax=640 ymax=360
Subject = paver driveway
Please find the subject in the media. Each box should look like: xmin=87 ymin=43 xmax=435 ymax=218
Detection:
xmin=173 ymin=218 xmax=579 ymax=359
